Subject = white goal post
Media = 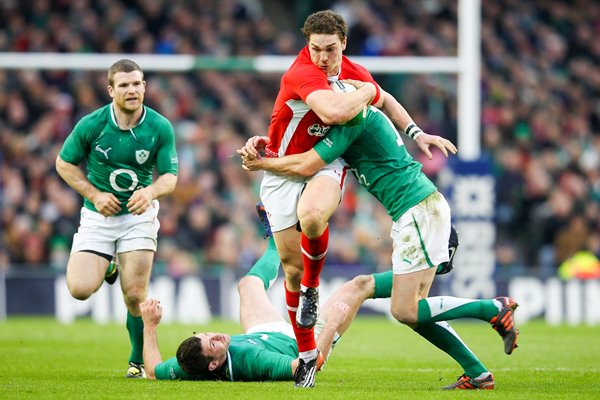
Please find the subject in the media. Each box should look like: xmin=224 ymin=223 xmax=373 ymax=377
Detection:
xmin=0 ymin=0 xmax=480 ymax=159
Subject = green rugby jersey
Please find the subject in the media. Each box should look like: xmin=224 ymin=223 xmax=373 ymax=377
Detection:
xmin=59 ymin=104 xmax=178 ymax=215
xmin=154 ymin=331 xmax=297 ymax=381
xmin=314 ymin=107 xmax=436 ymax=221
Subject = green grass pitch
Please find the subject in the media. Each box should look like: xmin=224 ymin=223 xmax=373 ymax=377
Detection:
xmin=1 ymin=317 xmax=599 ymax=399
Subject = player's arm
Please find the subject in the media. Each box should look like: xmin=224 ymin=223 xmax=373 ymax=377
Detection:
xmin=305 ymin=82 xmax=376 ymax=125
xmin=55 ymin=156 xmax=121 ymax=216
xmin=372 ymin=89 xmax=413 ymax=134
xmin=140 ymin=298 xmax=164 ymax=380
xmin=373 ymin=88 xmax=457 ymax=159
xmin=149 ymin=173 xmax=178 ymax=198
xmin=253 ymin=150 xmax=325 ymax=177
xmin=127 ymin=172 xmax=177 ymax=215
xmin=237 ymin=137 xmax=326 ymax=177
xmin=128 ymin=123 xmax=179 ymax=215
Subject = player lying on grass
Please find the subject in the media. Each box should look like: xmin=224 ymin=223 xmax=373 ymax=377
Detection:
xmin=140 ymin=205 xmax=465 ymax=385
xmin=140 ymin=241 xmax=382 ymax=382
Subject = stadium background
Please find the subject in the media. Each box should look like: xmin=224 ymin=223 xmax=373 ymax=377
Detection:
xmin=1 ymin=0 xmax=599 ymax=325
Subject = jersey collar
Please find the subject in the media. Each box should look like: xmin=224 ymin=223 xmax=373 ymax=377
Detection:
xmin=225 ymin=351 xmax=233 ymax=381
xmin=211 ymin=351 xmax=233 ymax=382
xmin=109 ymin=104 xmax=147 ymax=130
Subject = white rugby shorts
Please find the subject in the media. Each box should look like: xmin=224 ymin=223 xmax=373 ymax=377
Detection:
xmin=246 ymin=321 xmax=296 ymax=340
xmin=71 ymin=199 xmax=160 ymax=256
xmin=260 ymin=157 xmax=348 ymax=232
xmin=391 ymin=191 xmax=451 ymax=274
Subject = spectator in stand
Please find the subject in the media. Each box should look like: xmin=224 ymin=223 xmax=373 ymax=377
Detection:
xmin=1 ymin=0 xmax=600 ymax=278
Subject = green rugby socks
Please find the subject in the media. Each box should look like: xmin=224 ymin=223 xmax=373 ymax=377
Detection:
xmin=414 ymin=321 xmax=488 ymax=378
xmin=246 ymin=236 xmax=280 ymax=290
xmin=126 ymin=311 xmax=144 ymax=364
xmin=418 ymin=297 xmax=500 ymax=323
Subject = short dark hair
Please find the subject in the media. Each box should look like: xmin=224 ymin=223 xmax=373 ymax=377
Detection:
xmin=107 ymin=59 xmax=143 ymax=86
xmin=301 ymin=10 xmax=347 ymax=43
xmin=176 ymin=336 xmax=213 ymax=378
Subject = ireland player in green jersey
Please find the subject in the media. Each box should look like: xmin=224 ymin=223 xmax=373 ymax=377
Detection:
xmin=56 ymin=59 xmax=178 ymax=378
xmin=140 ymin=231 xmax=396 ymax=382
xmin=239 ymin=101 xmax=520 ymax=390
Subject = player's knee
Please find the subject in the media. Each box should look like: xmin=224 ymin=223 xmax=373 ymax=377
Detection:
xmin=284 ymin=271 xmax=302 ymax=288
xmin=348 ymin=274 xmax=375 ymax=299
xmin=67 ymin=282 xmax=94 ymax=300
xmin=238 ymin=275 xmax=260 ymax=295
xmin=281 ymin=261 xmax=303 ymax=284
xmin=67 ymin=279 xmax=94 ymax=300
xmin=298 ymin=208 xmax=328 ymax=238
xmin=391 ymin=304 xmax=418 ymax=327
xmin=123 ymin=286 xmax=146 ymax=307
xmin=68 ymin=286 xmax=92 ymax=301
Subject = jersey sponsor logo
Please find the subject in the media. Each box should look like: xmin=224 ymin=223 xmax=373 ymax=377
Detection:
xmin=136 ymin=149 xmax=150 ymax=164
xmin=307 ymin=124 xmax=330 ymax=137
xmin=95 ymin=145 xmax=112 ymax=159
xmin=322 ymin=138 xmax=333 ymax=148
xmin=110 ymin=168 xmax=139 ymax=192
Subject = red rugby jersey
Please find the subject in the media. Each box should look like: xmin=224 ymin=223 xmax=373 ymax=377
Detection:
xmin=265 ymin=47 xmax=381 ymax=158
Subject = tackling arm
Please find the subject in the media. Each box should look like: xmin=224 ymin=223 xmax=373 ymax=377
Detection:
xmin=373 ymin=89 xmax=457 ymax=159
xmin=373 ymin=89 xmax=414 ymax=133
xmin=238 ymin=138 xmax=327 ymax=177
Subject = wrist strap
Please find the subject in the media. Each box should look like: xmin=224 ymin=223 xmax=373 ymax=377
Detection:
xmin=405 ymin=122 xmax=424 ymax=140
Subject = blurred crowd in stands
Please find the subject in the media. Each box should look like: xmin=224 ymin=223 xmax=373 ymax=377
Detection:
xmin=1 ymin=0 xmax=599 ymax=279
